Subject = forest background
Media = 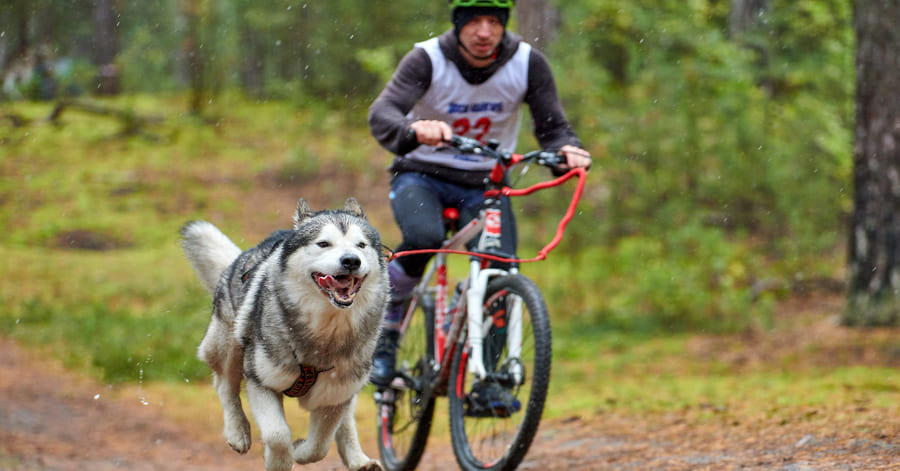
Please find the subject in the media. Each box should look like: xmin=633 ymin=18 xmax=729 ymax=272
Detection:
xmin=0 ymin=0 xmax=874 ymax=427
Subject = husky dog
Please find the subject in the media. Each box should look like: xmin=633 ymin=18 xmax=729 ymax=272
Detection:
xmin=181 ymin=198 xmax=387 ymax=471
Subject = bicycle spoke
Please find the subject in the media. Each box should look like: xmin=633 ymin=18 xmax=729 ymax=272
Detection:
xmin=376 ymin=294 xmax=436 ymax=471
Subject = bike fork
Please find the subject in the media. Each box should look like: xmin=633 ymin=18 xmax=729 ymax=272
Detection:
xmin=465 ymin=264 xmax=524 ymax=381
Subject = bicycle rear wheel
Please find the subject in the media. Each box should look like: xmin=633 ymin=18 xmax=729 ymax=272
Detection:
xmin=448 ymin=274 xmax=552 ymax=471
xmin=376 ymin=293 xmax=436 ymax=471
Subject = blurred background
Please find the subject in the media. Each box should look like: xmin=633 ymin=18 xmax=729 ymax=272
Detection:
xmin=1 ymin=1 xmax=897 ymax=461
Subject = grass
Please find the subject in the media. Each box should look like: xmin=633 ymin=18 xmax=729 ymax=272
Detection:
xmin=1 ymin=94 xmax=896 ymax=438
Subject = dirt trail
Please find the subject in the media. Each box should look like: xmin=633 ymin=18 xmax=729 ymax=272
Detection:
xmin=2 ymin=306 xmax=899 ymax=471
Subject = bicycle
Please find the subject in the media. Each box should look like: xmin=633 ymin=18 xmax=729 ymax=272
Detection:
xmin=373 ymin=135 xmax=587 ymax=471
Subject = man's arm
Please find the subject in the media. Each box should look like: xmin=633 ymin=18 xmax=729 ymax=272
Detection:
xmin=368 ymin=48 xmax=433 ymax=155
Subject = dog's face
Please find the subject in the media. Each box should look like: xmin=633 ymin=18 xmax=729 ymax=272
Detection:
xmin=281 ymin=198 xmax=384 ymax=309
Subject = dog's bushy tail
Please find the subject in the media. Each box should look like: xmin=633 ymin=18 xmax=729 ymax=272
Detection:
xmin=180 ymin=221 xmax=241 ymax=294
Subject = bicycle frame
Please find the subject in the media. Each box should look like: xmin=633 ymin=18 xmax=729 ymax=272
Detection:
xmin=393 ymin=139 xmax=588 ymax=388
xmin=401 ymin=212 xmax=517 ymax=391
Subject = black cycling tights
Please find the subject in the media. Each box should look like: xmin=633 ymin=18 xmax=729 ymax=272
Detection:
xmin=391 ymin=183 xmax=518 ymax=277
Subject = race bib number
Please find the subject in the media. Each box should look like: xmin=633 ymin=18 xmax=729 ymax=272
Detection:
xmin=452 ymin=117 xmax=492 ymax=142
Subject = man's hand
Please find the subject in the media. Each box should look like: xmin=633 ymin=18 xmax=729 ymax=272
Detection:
xmin=410 ymin=120 xmax=453 ymax=146
xmin=559 ymin=144 xmax=592 ymax=170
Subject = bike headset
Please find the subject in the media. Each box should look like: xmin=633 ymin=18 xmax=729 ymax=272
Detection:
xmin=449 ymin=0 xmax=514 ymax=61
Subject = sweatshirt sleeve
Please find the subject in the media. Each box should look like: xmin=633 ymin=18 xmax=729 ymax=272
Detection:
xmin=368 ymin=47 xmax=433 ymax=156
xmin=524 ymin=48 xmax=584 ymax=150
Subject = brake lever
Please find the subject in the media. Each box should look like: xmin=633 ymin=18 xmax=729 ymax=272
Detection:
xmin=536 ymin=150 xmax=568 ymax=172
xmin=447 ymin=135 xmax=475 ymax=150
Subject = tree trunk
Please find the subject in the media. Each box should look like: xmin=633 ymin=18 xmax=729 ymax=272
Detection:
xmin=181 ymin=0 xmax=205 ymax=115
xmin=91 ymin=0 xmax=120 ymax=95
xmin=1 ymin=2 xmax=31 ymax=72
xmin=516 ymin=0 xmax=559 ymax=51
xmin=728 ymin=0 xmax=768 ymax=38
xmin=845 ymin=0 xmax=900 ymax=326
xmin=238 ymin=22 xmax=265 ymax=96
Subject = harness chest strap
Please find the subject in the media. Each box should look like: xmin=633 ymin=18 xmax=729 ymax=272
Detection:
xmin=282 ymin=364 xmax=334 ymax=398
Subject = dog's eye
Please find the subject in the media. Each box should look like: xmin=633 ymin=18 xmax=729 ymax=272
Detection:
xmin=357 ymin=242 xmax=367 ymax=249
xmin=317 ymin=241 xmax=330 ymax=248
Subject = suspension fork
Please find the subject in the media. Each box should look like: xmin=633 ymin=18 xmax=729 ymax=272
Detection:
xmin=466 ymin=266 xmax=522 ymax=381
xmin=506 ymin=286 xmax=525 ymax=386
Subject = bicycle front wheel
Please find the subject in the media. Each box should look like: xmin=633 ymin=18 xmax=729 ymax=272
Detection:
xmin=376 ymin=293 xmax=436 ymax=471
xmin=448 ymin=274 xmax=552 ymax=471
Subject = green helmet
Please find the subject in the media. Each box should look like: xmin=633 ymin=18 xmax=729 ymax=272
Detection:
xmin=449 ymin=0 xmax=513 ymax=37
xmin=449 ymin=0 xmax=514 ymax=9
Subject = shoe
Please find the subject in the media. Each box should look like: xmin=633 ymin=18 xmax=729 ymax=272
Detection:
xmin=370 ymin=328 xmax=400 ymax=388
xmin=465 ymin=380 xmax=521 ymax=418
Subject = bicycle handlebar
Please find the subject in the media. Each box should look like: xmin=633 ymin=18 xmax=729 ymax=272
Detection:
xmin=389 ymin=135 xmax=588 ymax=265
xmin=445 ymin=135 xmax=569 ymax=174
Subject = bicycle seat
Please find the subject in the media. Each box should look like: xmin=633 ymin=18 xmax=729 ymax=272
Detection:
xmin=443 ymin=207 xmax=460 ymax=232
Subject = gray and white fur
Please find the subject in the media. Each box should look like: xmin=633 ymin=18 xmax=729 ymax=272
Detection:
xmin=181 ymin=198 xmax=387 ymax=471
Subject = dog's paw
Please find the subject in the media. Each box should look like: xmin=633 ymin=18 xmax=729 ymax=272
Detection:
xmin=226 ymin=432 xmax=251 ymax=454
xmin=224 ymin=417 xmax=252 ymax=454
xmin=351 ymin=459 xmax=383 ymax=471
xmin=291 ymin=437 xmax=329 ymax=464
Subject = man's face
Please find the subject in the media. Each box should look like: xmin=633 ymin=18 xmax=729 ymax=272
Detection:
xmin=458 ymin=14 xmax=504 ymax=66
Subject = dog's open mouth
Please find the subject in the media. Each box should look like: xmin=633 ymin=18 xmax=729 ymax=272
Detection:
xmin=313 ymin=273 xmax=366 ymax=307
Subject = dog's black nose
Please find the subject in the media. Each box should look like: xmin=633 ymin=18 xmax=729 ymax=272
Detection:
xmin=341 ymin=254 xmax=361 ymax=271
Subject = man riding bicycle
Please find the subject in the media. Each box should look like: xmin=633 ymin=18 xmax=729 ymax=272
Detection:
xmin=368 ymin=0 xmax=592 ymax=389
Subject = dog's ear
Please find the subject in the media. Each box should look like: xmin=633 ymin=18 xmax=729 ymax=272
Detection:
xmin=344 ymin=197 xmax=366 ymax=219
xmin=294 ymin=198 xmax=314 ymax=229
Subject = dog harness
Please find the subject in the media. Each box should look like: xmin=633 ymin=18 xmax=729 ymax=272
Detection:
xmin=282 ymin=364 xmax=335 ymax=398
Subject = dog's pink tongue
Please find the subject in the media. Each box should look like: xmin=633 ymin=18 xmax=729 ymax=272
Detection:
xmin=317 ymin=275 xmax=351 ymax=290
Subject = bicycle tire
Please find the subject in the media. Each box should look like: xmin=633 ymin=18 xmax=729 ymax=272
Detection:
xmin=376 ymin=293 xmax=437 ymax=471
xmin=448 ymin=274 xmax=552 ymax=471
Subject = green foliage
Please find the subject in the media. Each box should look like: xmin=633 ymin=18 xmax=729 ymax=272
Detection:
xmin=2 ymin=298 xmax=209 ymax=384
xmin=541 ymin=0 xmax=852 ymax=328
xmin=0 ymin=244 xmax=215 ymax=383
xmin=527 ymin=220 xmax=774 ymax=334
xmin=553 ymin=0 xmax=852 ymax=248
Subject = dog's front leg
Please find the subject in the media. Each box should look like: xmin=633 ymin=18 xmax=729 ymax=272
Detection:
xmin=246 ymin=381 xmax=293 ymax=471
xmin=291 ymin=401 xmax=346 ymax=465
xmin=335 ymin=395 xmax=382 ymax=471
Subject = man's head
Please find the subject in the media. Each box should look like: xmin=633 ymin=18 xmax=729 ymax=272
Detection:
xmin=449 ymin=0 xmax=513 ymax=36
xmin=449 ymin=0 xmax=514 ymax=66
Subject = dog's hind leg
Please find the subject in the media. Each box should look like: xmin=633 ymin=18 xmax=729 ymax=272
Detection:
xmin=216 ymin=361 xmax=251 ymax=454
xmin=199 ymin=319 xmax=251 ymax=454
xmin=335 ymin=395 xmax=383 ymax=471
xmin=246 ymin=381 xmax=293 ymax=471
